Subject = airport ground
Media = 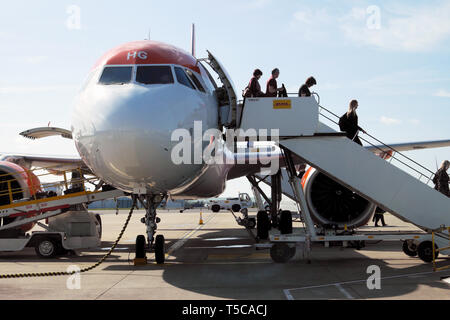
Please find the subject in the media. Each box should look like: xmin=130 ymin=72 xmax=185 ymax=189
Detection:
xmin=0 ymin=209 xmax=449 ymax=300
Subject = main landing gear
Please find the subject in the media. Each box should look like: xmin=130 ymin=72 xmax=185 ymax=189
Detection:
xmin=247 ymin=171 xmax=292 ymax=240
xmin=251 ymin=149 xmax=317 ymax=263
xmin=135 ymin=194 xmax=166 ymax=264
xmin=248 ymin=171 xmax=294 ymax=243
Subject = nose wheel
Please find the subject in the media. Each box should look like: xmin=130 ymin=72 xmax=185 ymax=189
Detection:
xmin=155 ymin=235 xmax=165 ymax=264
xmin=136 ymin=194 xmax=166 ymax=264
xmin=135 ymin=235 xmax=146 ymax=259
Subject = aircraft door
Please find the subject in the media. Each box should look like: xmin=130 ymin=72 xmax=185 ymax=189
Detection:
xmin=203 ymin=51 xmax=239 ymax=129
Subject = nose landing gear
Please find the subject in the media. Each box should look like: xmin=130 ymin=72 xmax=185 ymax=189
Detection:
xmin=135 ymin=194 xmax=166 ymax=264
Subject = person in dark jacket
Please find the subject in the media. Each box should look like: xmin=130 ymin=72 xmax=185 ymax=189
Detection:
xmin=266 ymin=68 xmax=282 ymax=97
xmin=244 ymin=69 xmax=265 ymax=98
xmin=433 ymin=160 xmax=450 ymax=197
xmin=298 ymin=76 xmax=317 ymax=97
xmin=339 ymin=100 xmax=366 ymax=146
xmin=373 ymin=208 xmax=387 ymax=227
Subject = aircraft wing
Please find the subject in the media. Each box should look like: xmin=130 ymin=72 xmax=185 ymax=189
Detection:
xmin=365 ymin=139 xmax=450 ymax=153
xmin=8 ymin=127 xmax=88 ymax=173
xmin=0 ymin=154 xmax=90 ymax=174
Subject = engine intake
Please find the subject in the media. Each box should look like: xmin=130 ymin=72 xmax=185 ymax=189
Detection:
xmin=303 ymin=168 xmax=376 ymax=229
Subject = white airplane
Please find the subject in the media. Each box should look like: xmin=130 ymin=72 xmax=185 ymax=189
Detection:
xmin=1 ymin=29 xmax=450 ymax=263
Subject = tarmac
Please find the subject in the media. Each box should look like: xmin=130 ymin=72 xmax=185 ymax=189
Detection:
xmin=0 ymin=209 xmax=449 ymax=300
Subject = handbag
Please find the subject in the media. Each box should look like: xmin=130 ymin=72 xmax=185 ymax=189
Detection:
xmin=242 ymin=86 xmax=251 ymax=98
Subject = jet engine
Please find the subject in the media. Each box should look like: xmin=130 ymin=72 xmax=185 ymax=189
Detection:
xmin=302 ymin=168 xmax=376 ymax=229
xmin=0 ymin=161 xmax=42 ymax=233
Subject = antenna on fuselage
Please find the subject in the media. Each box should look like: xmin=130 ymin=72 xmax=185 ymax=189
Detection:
xmin=191 ymin=23 xmax=196 ymax=58
xmin=146 ymin=28 xmax=151 ymax=40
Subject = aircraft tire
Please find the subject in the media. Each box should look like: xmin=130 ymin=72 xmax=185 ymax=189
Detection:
xmin=279 ymin=210 xmax=293 ymax=234
xmin=95 ymin=214 xmax=102 ymax=239
xmin=257 ymin=211 xmax=270 ymax=240
xmin=135 ymin=235 xmax=146 ymax=259
xmin=155 ymin=235 xmax=165 ymax=264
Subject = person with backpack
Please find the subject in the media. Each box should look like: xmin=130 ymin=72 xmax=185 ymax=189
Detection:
xmin=339 ymin=100 xmax=366 ymax=146
xmin=433 ymin=160 xmax=450 ymax=197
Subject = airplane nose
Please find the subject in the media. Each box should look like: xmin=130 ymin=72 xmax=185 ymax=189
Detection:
xmin=72 ymin=85 xmax=204 ymax=193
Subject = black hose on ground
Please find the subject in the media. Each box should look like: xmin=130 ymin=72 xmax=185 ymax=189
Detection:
xmin=0 ymin=197 xmax=137 ymax=279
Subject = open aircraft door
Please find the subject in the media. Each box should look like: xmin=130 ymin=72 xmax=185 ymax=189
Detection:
xmin=201 ymin=51 xmax=239 ymax=129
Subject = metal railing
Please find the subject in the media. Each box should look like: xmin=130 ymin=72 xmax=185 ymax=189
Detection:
xmin=317 ymin=103 xmax=436 ymax=186
xmin=276 ymin=92 xmax=437 ymax=187
xmin=237 ymin=93 xmax=437 ymax=185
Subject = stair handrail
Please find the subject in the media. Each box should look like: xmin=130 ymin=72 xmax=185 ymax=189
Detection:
xmin=284 ymin=92 xmax=437 ymax=184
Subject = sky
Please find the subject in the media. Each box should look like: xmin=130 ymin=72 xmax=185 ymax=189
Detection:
xmin=0 ymin=0 xmax=449 ymax=204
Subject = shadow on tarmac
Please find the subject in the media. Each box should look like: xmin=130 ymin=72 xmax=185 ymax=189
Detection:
xmin=1 ymin=226 xmax=449 ymax=299
xmin=105 ymin=228 xmax=450 ymax=299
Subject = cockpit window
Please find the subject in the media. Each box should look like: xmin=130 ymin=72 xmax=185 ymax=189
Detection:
xmin=185 ymin=69 xmax=206 ymax=93
xmin=99 ymin=66 xmax=133 ymax=85
xmin=174 ymin=67 xmax=195 ymax=89
xmin=136 ymin=66 xmax=174 ymax=85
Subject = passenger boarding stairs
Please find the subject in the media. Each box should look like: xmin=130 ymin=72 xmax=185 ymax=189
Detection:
xmin=239 ymin=96 xmax=450 ymax=251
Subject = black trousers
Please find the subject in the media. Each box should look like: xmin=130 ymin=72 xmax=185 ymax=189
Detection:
xmin=353 ymin=136 xmax=362 ymax=146
xmin=373 ymin=213 xmax=386 ymax=226
xmin=345 ymin=134 xmax=362 ymax=146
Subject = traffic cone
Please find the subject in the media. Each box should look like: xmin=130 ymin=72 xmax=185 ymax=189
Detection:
xmin=199 ymin=210 xmax=204 ymax=225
